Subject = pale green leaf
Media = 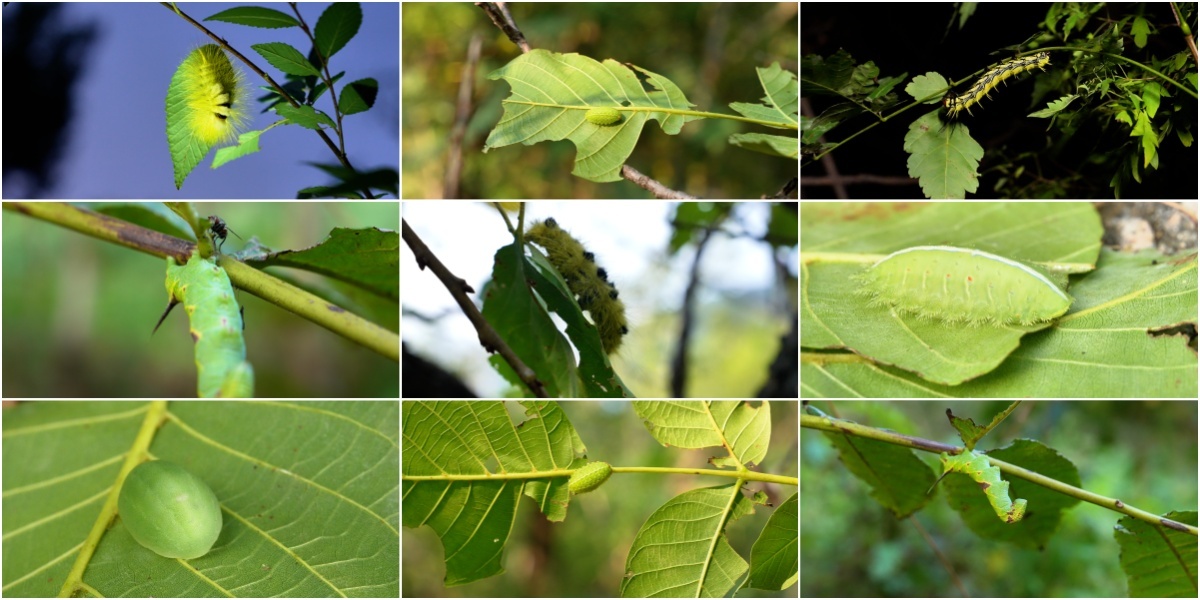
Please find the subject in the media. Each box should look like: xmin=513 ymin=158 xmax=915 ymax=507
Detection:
xmin=746 ymin=493 xmax=797 ymax=591
xmin=633 ymin=401 xmax=770 ymax=467
xmin=483 ymin=49 xmax=701 ymax=182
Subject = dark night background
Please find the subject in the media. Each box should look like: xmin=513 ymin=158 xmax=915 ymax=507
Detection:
xmin=801 ymin=3 xmax=1198 ymax=199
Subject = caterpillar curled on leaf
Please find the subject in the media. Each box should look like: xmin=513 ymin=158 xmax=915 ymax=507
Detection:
xmin=943 ymin=52 xmax=1050 ymax=118
xmin=585 ymin=107 xmax=622 ymax=126
xmin=854 ymin=246 xmax=1071 ymax=326
xmin=526 ymin=218 xmax=628 ymax=354
xmin=568 ymin=461 xmax=613 ymax=495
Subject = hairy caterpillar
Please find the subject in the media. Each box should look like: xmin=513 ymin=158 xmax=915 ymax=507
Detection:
xmin=118 ymin=461 xmax=223 ymax=558
xmin=167 ymin=44 xmax=250 ymax=188
xmin=153 ymin=251 xmax=254 ymax=397
xmin=568 ymin=461 xmax=613 ymax=495
xmin=526 ymin=218 xmax=628 ymax=354
xmin=935 ymin=450 xmax=1027 ymax=523
xmin=943 ymin=52 xmax=1050 ymax=118
xmin=856 ymin=246 xmax=1071 ymax=326
xmin=585 ymin=107 xmax=622 ymax=126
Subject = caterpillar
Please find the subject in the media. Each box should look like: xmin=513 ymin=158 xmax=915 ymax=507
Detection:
xmin=153 ymin=250 xmax=254 ymax=397
xmin=855 ymin=246 xmax=1071 ymax=326
xmin=585 ymin=107 xmax=622 ymax=126
xmin=167 ymin=44 xmax=250 ymax=188
xmin=936 ymin=450 xmax=1027 ymax=523
xmin=568 ymin=461 xmax=613 ymax=495
xmin=526 ymin=218 xmax=628 ymax=354
xmin=943 ymin=52 xmax=1050 ymax=118
xmin=118 ymin=460 xmax=223 ymax=558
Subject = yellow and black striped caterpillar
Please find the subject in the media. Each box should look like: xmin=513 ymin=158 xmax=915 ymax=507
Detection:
xmin=943 ymin=52 xmax=1050 ymax=118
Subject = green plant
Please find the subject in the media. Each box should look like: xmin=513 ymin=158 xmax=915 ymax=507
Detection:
xmin=483 ymin=50 xmax=797 ymax=183
xmin=163 ymin=3 xmax=395 ymax=197
xmin=802 ymin=402 xmax=1198 ymax=597
xmin=402 ymin=401 xmax=797 ymax=596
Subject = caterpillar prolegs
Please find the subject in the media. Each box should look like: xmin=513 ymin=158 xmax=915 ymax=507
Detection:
xmin=943 ymin=52 xmax=1050 ymax=118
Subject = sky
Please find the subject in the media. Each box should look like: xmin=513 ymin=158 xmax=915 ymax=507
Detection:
xmin=2 ymin=2 xmax=399 ymax=199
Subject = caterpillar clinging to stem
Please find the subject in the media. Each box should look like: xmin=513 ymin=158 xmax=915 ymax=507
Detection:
xmin=929 ymin=449 xmax=1027 ymax=523
xmin=526 ymin=218 xmax=628 ymax=354
xmin=943 ymin=52 xmax=1050 ymax=118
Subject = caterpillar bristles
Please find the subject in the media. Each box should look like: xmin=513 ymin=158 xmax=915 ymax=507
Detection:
xmin=526 ymin=218 xmax=629 ymax=354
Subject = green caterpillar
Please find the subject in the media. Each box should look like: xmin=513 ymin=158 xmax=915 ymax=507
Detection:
xmin=568 ymin=461 xmax=612 ymax=495
xmin=119 ymin=460 xmax=222 ymax=559
xmin=154 ymin=251 xmax=254 ymax=397
xmin=939 ymin=450 xmax=1027 ymax=523
xmin=585 ymin=107 xmax=622 ymax=126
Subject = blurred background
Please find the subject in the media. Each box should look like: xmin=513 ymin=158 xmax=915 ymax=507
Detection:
xmin=402 ymin=400 xmax=798 ymax=597
xmin=1 ymin=3 xmax=399 ymax=199
xmin=401 ymin=201 xmax=798 ymax=398
xmin=2 ymin=202 xmax=399 ymax=398
xmin=401 ymin=2 xmax=798 ymax=198
xmin=801 ymin=401 xmax=1199 ymax=597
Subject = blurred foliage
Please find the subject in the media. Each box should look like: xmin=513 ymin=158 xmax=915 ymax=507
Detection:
xmin=2 ymin=203 xmax=398 ymax=398
xmin=402 ymin=2 xmax=798 ymax=198
xmin=801 ymin=401 xmax=1199 ymax=596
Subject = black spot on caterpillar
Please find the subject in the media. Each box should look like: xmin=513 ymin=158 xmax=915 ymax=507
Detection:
xmin=943 ymin=52 xmax=1050 ymax=118
xmin=526 ymin=218 xmax=628 ymax=353
xmin=568 ymin=461 xmax=612 ymax=495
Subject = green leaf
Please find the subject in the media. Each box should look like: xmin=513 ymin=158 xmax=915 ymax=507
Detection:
xmin=1115 ymin=510 xmax=1198 ymax=597
xmin=2 ymin=401 xmax=398 ymax=597
xmin=633 ymin=401 xmax=770 ymax=467
xmin=241 ymin=227 xmax=399 ymax=301
xmin=314 ymin=1 xmax=361 ymax=60
xmin=746 ymin=492 xmax=798 ymax=590
xmin=728 ymin=62 xmax=798 ymax=128
xmin=204 ymin=6 xmax=300 ymax=29
xmin=402 ymin=401 xmax=588 ymax=586
xmin=483 ymin=49 xmax=702 ymax=182
xmin=620 ymin=484 xmax=759 ymax=597
xmin=252 ymin=42 xmax=321 ymax=77
xmin=339 ymin=78 xmax=378 ymax=115
xmin=728 ymin=132 xmax=798 ymax=158
xmin=211 ymin=130 xmax=262 ymax=169
xmin=275 ymin=104 xmax=337 ymax=129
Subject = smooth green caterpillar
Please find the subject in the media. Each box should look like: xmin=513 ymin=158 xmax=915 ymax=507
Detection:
xmin=118 ymin=461 xmax=223 ymax=559
xmin=585 ymin=107 xmax=622 ymax=126
xmin=568 ymin=461 xmax=612 ymax=495
xmin=526 ymin=218 xmax=628 ymax=354
xmin=856 ymin=246 xmax=1071 ymax=325
xmin=939 ymin=450 xmax=1027 ymax=523
xmin=153 ymin=250 xmax=254 ymax=397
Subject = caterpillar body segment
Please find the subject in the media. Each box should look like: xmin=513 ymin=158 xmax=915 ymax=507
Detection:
xmin=943 ymin=52 xmax=1050 ymax=118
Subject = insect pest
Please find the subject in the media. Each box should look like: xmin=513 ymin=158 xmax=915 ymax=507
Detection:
xmin=943 ymin=52 xmax=1050 ymax=118
xmin=857 ymin=245 xmax=1071 ymax=325
xmin=585 ymin=107 xmax=622 ymax=126
xmin=207 ymin=215 xmax=242 ymax=253
xmin=568 ymin=461 xmax=613 ymax=495
xmin=526 ymin=218 xmax=628 ymax=353
xmin=930 ymin=450 xmax=1027 ymax=523
xmin=153 ymin=251 xmax=254 ymax=397
xmin=118 ymin=461 xmax=223 ymax=558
